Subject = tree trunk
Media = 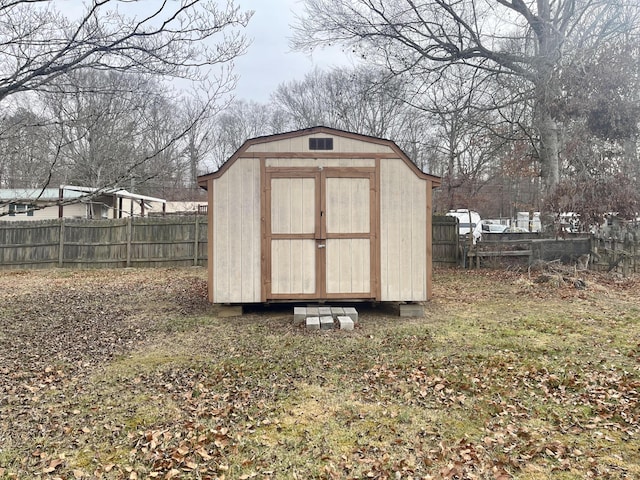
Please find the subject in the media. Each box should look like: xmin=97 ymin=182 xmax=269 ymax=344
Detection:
xmin=446 ymin=132 xmax=456 ymax=210
xmin=536 ymin=105 xmax=560 ymax=193
xmin=531 ymin=0 xmax=562 ymax=194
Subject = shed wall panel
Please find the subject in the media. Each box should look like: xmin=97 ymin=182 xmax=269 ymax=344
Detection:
xmin=411 ymin=176 xmax=428 ymax=296
xmin=212 ymin=157 xmax=261 ymax=303
xmin=380 ymin=158 xmax=427 ymax=301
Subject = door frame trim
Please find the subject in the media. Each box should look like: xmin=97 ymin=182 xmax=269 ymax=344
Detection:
xmin=262 ymin=164 xmax=380 ymax=301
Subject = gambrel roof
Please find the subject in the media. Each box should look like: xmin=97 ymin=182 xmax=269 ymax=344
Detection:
xmin=198 ymin=126 xmax=441 ymax=187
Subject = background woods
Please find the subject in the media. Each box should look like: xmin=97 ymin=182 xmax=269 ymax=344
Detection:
xmin=0 ymin=0 xmax=252 ymax=204
xmin=1 ymin=0 xmax=640 ymax=227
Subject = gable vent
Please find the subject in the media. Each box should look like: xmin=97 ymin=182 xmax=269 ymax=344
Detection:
xmin=309 ymin=137 xmax=333 ymax=150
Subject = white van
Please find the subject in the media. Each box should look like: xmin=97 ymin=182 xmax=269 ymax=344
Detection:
xmin=446 ymin=209 xmax=482 ymax=242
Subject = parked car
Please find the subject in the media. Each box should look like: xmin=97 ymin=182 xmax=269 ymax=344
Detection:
xmin=481 ymin=222 xmax=508 ymax=233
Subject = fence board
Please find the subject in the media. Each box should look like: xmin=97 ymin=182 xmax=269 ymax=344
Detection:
xmin=62 ymin=219 xmax=129 ymax=267
xmin=432 ymin=215 xmax=458 ymax=265
xmin=0 ymin=220 xmax=61 ymax=267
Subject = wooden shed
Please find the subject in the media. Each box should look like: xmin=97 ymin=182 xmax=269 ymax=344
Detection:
xmin=197 ymin=126 xmax=441 ymax=304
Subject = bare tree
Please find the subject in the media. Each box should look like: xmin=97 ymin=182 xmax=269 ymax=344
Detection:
xmin=562 ymin=40 xmax=640 ymax=172
xmin=179 ymin=81 xmax=243 ymax=192
xmin=182 ymin=96 xmax=217 ymax=192
xmin=47 ymin=70 xmax=150 ymax=187
xmin=0 ymin=0 xmax=252 ymax=215
xmin=0 ymin=0 xmax=252 ymax=102
xmin=272 ymin=65 xmax=433 ymax=170
xmin=134 ymin=88 xmax=187 ymax=198
xmin=0 ymin=107 xmax=54 ymax=188
xmin=273 ymin=66 xmax=409 ymax=135
xmin=208 ymin=99 xmax=281 ymax=170
xmin=293 ymin=0 xmax=640 ymax=193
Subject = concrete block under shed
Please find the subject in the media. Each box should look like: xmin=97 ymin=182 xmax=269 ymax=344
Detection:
xmin=399 ymin=303 xmax=424 ymax=317
xmin=306 ymin=316 xmax=320 ymax=330
xmin=343 ymin=307 xmax=358 ymax=324
xmin=320 ymin=316 xmax=334 ymax=330
xmin=318 ymin=306 xmax=332 ymax=316
xmin=337 ymin=316 xmax=354 ymax=331
xmin=293 ymin=306 xmax=306 ymax=325
xmin=331 ymin=307 xmax=345 ymax=316
xmin=306 ymin=306 xmax=319 ymax=316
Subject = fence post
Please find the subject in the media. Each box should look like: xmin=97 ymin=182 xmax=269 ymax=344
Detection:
xmin=126 ymin=217 xmax=132 ymax=268
xmin=58 ymin=218 xmax=65 ymax=267
xmin=623 ymin=233 xmax=630 ymax=277
xmin=194 ymin=215 xmax=199 ymax=266
xmin=632 ymin=231 xmax=638 ymax=274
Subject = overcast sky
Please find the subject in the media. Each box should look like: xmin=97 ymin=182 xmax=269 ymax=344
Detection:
xmin=63 ymin=1 xmax=351 ymax=103
xmin=233 ymin=0 xmax=355 ymax=102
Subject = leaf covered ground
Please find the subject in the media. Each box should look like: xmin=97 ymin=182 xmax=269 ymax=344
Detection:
xmin=0 ymin=267 xmax=638 ymax=479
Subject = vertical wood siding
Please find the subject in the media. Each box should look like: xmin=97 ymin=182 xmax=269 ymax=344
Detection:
xmin=324 ymin=177 xmax=372 ymax=295
xmin=270 ymin=239 xmax=316 ymax=294
xmin=270 ymin=178 xmax=316 ymax=234
xmin=325 ymin=238 xmax=370 ymax=294
xmin=432 ymin=215 xmax=459 ymax=265
xmin=212 ymin=158 xmax=261 ymax=303
xmin=0 ymin=217 xmax=208 ymax=269
xmin=325 ymin=178 xmax=370 ymax=234
xmin=380 ymin=159 xmax=427 ymax=301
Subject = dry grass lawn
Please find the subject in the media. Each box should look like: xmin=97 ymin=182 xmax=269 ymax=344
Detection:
xmin=0 ymin=266 xmax=638 ymax=479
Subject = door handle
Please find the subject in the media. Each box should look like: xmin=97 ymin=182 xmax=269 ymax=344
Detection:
xmin=317 ymin=244 xmax=326 ymax=248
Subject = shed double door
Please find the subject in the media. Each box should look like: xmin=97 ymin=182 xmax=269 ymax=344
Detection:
xmin=264 ymin=167 xmax=377 ymax=300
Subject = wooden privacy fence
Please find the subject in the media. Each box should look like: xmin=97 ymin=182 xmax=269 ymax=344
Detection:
xmin=1 ymin=215 xmax=460 ymax=270
xmin=0 ymin=217 xmax=208 ymax=270
xmin=432 ymin=215 xmax=459 ymax=265
xmin=5 ymin=216 xmax=638 ymax=275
